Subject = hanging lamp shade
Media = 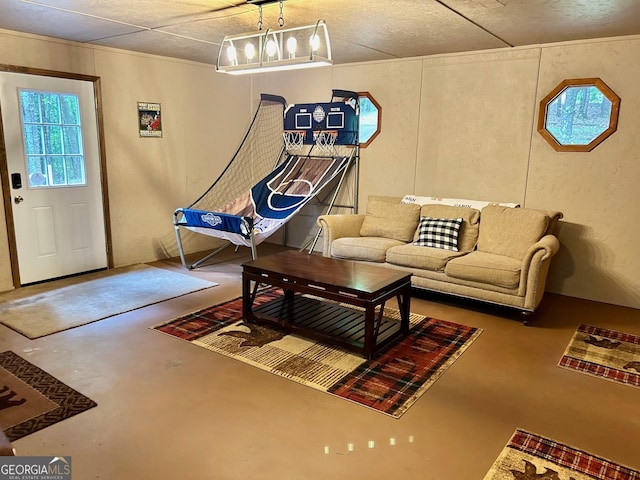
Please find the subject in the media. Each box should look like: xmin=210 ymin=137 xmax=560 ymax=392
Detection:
xmin=216 ymin=20 xmax=332 ymax=75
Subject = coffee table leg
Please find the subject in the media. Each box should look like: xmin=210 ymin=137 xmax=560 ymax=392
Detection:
xmin=397 ymin=284 xmax=411 ymax=333
xmin=364 ymin=304 xmax=375 ymax=360
xmin=242 ymin=272 xmax=252 ymax=322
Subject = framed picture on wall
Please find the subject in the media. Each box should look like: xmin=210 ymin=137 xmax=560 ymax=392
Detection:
xmin=138 ymin=102 xmax=162 ymax=137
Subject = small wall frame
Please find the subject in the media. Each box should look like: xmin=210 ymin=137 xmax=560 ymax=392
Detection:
xmin=537 ymin=78 xmax=620 ymax=152
xmin=138 ymin=102 xmax=162 ymax=137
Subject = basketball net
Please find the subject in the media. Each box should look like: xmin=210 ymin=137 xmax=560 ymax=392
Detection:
xmin=283 ymin=130 xmax=305 ymax=151
xmin=313 ymin=130 xmax=338 ymax=153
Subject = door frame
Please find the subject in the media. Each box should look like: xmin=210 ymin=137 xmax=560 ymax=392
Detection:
xmin=0 ymin=64 xmax=113 ymax=287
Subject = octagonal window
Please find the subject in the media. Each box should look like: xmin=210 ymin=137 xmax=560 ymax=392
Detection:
xmin=358 ymin=92 xmax=381 ymax=147
xmin=538 ymin=78 xmax=620 ymax=152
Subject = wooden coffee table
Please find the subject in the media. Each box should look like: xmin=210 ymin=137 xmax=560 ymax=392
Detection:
xmin=242 ymin=250 xmax=412 ymax=359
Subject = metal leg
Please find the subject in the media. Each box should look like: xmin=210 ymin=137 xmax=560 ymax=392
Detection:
xmin=249 ymin=231 xmax=257 ymax=260
xmin=173 ymin=224 xmax=190 ymax=269
xmin=190 ymin=242 xmax=232 ymax=269
xmin=173 ymin=210 xmax=236 ymax=270
xmin=307 ymin=149 xmax=358 ymax=254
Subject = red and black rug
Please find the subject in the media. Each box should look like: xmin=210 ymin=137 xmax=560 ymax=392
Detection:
xmin=484 ymin=429 xmax=640 ymax=479
xmin=0 ymin=351 xmax=97 ymax=442
xmin=152 ymin=290 xmax=481 ymax=418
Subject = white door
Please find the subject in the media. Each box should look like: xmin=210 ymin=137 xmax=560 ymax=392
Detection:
xmin=0 ymin=72 xmax=107 ymax=284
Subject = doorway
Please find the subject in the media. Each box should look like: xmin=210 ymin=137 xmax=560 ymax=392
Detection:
xmin=0 ymin=67 xmax=112 ymax=286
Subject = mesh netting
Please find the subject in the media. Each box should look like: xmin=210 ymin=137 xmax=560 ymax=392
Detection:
xmin=283 ymin=130 xmax=306 ymax=151
xmin=188 ymin=94 xmax=286 ymax=213
xmin=313 ymin=130 xmax=338 ymax=154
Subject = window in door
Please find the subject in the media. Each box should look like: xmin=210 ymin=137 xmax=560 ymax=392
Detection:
xmin=19 ymin=89 xmax=86 ymax=188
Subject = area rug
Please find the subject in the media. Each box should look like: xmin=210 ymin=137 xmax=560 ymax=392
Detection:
xmin=0 ymin=351 xmax=97 ymax=442
xmin=558 ymin=324 xmax=640 ymax=388
xmin=0 ymin=264 xmax=217 ymax=339
xmin=152 ymin=290 xmax=482 ymax=418
xmin=483 ymin=428 xmax=640 ymax=479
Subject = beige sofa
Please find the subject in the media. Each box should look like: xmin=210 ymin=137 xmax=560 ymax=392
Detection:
xmin=317 ymin=196 xmax=563 ymax=319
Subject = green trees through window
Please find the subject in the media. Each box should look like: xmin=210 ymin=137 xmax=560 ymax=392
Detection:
xmin=545 ymin=87 xmax=612 ymax=145
xmin=19 ymin=90 xmax=86 ymax=187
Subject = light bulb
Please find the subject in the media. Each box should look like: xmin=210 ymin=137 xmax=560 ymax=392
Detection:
xmin=310 ymin=34 xmax=320 ymax=51
xmin=227 ymin=46 xmax=237 ymax=62
xmin=266 ymin=39 xmax=277 ymax=57
xmin=286 ymin=37 xmax=297 ymax=57
xmin=245 ymin=43 xmax=255 ymax=60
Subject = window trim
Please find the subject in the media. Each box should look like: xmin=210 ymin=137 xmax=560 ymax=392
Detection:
xmin=358 ymin=92 xmax=381 ymax=148
xmin=537 ymin=78 xmax=620 ymax=152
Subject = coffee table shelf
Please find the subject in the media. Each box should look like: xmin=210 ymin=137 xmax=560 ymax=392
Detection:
xmin=253 ymin=294 xmax=403 ymax=352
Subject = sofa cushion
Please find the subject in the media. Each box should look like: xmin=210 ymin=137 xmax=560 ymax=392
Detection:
xmin=444 ymin=251 xmax=522 ymax=289
xmin=413 ymin=217 xmax=463 ymax=251
xmin=331 ymin=237 xmax=406 ymax=263
xmin=359 ymin=196 xmax=421 ymax=242
xmin=386 ymin=244 xmax=468 ymax=271
xmin=477 ymin=205 xmax=548 ymax=259
xmin=418 ymin=204 xmax=481 ymax=252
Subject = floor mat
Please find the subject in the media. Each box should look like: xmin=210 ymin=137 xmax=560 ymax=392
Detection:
xmin=0 ymin=351 xmax=97 ymax=442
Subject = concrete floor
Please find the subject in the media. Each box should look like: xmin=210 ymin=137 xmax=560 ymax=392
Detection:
xmin=1 ymin=244 xmax=639 ymax=479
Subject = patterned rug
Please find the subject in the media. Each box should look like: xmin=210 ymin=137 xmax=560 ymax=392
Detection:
xmin=558 ymin=324 xmax=640 ymax=388
xmin=152 ymin=290 xmax=482 ymax=418
xmin=0 ymin=351 xmax=97 ymax=441
xmin=484 ymin=429 xmax=640 ymax=479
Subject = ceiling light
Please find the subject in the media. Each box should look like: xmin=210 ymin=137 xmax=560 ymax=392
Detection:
xmin=310 ymin=34 xmax=320 ymax=51
xmin=217 ymin=20 xmax=332 ymax=75
xmin=245 ymin=43 xmax=256 ymax=60
xmin=265 ymin=39 xmax=278 ymax=58
xmin=227 ymin=46 xmax=237 ymax=63
xmin=286 ymin=37 xmax=297 ymax=57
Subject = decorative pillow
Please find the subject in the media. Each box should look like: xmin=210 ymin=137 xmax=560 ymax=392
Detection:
xmin=413 ymin=217 xmax=463 ymax=251
xmin=359 ymin=197 xmax=421 ymax=242
xmin=417 ymin=204 xmax=480 ymax=252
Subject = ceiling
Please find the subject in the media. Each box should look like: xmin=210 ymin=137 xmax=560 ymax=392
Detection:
xmin=2 ymin=0 xmax=640 ymax=67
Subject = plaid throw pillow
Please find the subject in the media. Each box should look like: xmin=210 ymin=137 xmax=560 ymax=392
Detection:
xmin=413 ymin=217 xmax=463 ymax=251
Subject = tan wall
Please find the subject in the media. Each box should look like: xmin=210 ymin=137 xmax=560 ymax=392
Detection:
xmin=325 ymin=37 xmax=640 ymax=309
xmin=0 ymin=30 xmax=252 ymax=292
xmin=91 ymin=49 xmax=252 ymax=266
xmin=416 ymin=49 xmax=540 ymax=201
xmin=1 ymin=28 xmax=639 ymax=309
xmin=529 ymin=38 xmax=640 ymax=308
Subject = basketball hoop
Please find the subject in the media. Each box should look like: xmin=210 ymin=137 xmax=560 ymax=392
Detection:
xmin=283 ymin=130 xmax=306 ymax=151
xmin=313 ymin=130 xmax=338 ymax=153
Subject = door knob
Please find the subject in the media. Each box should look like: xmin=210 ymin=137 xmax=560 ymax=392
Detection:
xmin=14 ymin=196 xmax=23 ymax=204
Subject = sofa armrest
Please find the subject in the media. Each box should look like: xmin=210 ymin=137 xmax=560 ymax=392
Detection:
xmin=518 ymin=234 xmax=560 ymax=307
xmin=317 ymin=214 xmax=366 ymax=257
xmin=545 ymin=211 xmax=564 ymax=235
xmin=527 ymin=235 xmax=560 ymax=262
